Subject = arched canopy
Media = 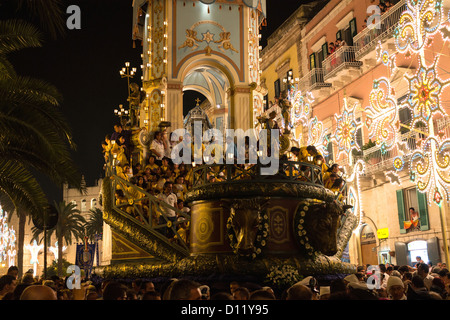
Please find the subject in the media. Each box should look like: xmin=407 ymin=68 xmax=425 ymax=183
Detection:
xmin=183 ymin=66 xmax=229 ymax=108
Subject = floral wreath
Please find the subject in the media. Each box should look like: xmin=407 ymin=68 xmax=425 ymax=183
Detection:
xmin=226 ymin=210 xmax=269 ymax=260
xmin=293 ymin=201 xmax=317 ymax=258
xmin=265 ymin=264 xmax=303 ymax=290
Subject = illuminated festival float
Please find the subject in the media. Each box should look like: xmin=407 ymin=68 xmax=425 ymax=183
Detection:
xmin=100 ymin=0 xmax=450 ymax=285
xmin=100 ymin=0 xmax=358 ymax=285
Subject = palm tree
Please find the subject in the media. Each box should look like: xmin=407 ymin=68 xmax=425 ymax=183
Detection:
xmin=13 ymin=0 xmax=66 ymax=40
xmin=85 ymin=207 xmax=104 ymax=241
xmin=0 ymin=6 xmax=84 ymax=276
xmin=85 ymin=207 xmax=104 ymax=266
xmin=32 ymin=201 xmax=86 ymax=276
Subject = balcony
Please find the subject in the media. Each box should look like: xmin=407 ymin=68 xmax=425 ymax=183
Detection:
xmin=298 ymin=68 xmax=331 ymax=94
xmin=322 ymin=46 xmax=363 ymax=83
xmin=362 ymin=130 xmax=420 ymax=175
xmin=353 ymin=0 xmax=407 ymax=61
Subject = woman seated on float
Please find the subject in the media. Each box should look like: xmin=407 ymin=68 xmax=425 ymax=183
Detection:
xmin=314 ymin=154 xmax=328 ymax=175
xmin=323 ymin=164 xmax=340 ymax=183
xmin=329 ymin=177 xmax=345 ymax=201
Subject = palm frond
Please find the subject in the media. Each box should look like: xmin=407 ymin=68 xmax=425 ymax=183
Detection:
xmin=0 ymin=57 xmax=17 ymax=80
xmin=16 ymin=0 xmax=66 ymax=40
xmin=0 ymin=159 xmax=48 ymax=218
xmin=0 ymin=19 xmax=42 ymax=55
xmin=85 ymin=207 xmax=103 ymax=241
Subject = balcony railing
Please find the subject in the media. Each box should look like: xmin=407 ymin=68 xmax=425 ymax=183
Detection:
xmin=362 ymin=130 xmax=421 ymax=174
xmin=298 ymin=68 xmax=331 ymax=93
xmin=322 ymin=46 xmax=363 ymax=81
xmin=190 ymin=160 xmax=325 ymax=190
xmin=353 ymin=0 xmax=407 ymax=60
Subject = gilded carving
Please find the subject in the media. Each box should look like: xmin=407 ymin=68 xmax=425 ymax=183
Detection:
xmin=178 ymin=21 xmax=239 ymax=55
xmin=225 ymin=198 xmax=269 ymax=259
xmin=268 ymin=207 xmax=289 ymax=244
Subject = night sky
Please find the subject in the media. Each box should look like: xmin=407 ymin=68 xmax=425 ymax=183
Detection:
xmin=3 ymin=0 xmax=309 ymax=202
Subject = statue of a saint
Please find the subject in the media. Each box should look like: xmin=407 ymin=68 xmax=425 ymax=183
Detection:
xmin=278 ymin=90 xmax=292 ymax=134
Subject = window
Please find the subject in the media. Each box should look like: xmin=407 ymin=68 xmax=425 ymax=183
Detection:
xmin=399 ymin=107 xmax=412 ymax=131
xmin=71 ymin=200 xmax=77 ymax=208
xmin=396 ymin=187 xmax=429 ymax=233
xmin=282 ymin=69 xmax=293 ymax=92
xmin=321 ymin=43 xmax=328 ymax=60
xmin=309 ymin=53 xmax=316 ymax=70
xmin=91 ymin=198 xmax=97 ymax=209
xmin=349 ymin=18 xmax=357 ymax=38
xmin=81 ymin=199 xmax=87 ymax=212
xmin=274 ymin=79 xmax=281 ymax=99
xmin=356 ymin=117 xmax=363 ymax=150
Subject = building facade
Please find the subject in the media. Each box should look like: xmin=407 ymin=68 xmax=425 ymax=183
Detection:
xmin=260 ymin=0 xmax=450 ymax=267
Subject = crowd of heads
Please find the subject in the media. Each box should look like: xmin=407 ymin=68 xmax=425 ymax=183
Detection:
xmin=363 ymin=0 xmax=396 ymax=29
xmin=3 ymin=260 xmax=448 ymax=300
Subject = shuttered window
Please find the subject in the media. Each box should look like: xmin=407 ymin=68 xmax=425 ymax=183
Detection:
xmin=396 ymin=188 xmax=430 ymax=233
xmin=396 ymin=190 xmax=406 ymax=234
xmin=416 ymin=190 xmax=430 ymax=231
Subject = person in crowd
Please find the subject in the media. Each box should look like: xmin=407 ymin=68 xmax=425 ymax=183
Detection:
xmin=102 ymin=134 xmax=113 ymax=164
xmin=169 ymin=279 xmax=202 ymax=300
xmin=0 ymin=275 xmax=17 ymax=300
xmin=199 ymin=285 xmax=210 ymax=300
xmin=174 ymin=176 xmax=188 ymax=201
xmin=417 ymin=262 xmax=434 ymax=290
xmin=19 ymin=285 xmax=58 ymax=300
xmin=430 ymin=277 xmax=447 ymax=299
xmin=211 ymin=292 xmax=234 ymax=300
xmin=157 ymin=182 xmax=178 ymax=238
xmin=6 ymin=266 xmax=18 ymax=279
xmin=110 ymin=123 xmax=122 ymax=142
xmin=323 ymin=164 xmax=340 ymax=183
xmin=145 ymin=155 xmax=159 ymax=173
xmin=111 ymin=137 xmax=129 ymax=166
xmin=102 ymin=281 xmax=128 ymax=300
xmin=387 ymin=276 xmax=406 ymax=300
xmin=160 ymin=157 xmax=171 ymax=175
xmin=249 ymin=289 xmax=276 ymax=300
xmin=329 ymin=42 xmax=336 ymax=54
xmin=285 ymin=283 xmax=314 ymax=300
xmin=232 ymin=286 xmax=250 ymax=300
xmin=142 ymin=291 xmax=161 ymax=300
xmin=150 ymin=131 xmax=167 ymax=163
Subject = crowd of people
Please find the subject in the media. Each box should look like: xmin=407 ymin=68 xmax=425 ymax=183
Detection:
xmin=1 ymin=260 xmax=449 ymax=300
xmin=101 ymin=123 xmax=348 ymax=243
xmin=362 ymin=0 xmax=396 ymax=30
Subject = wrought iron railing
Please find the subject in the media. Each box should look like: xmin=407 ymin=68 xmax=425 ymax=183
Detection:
xmin=190 ymin=160 xmax=325 ymax=190
xmin=322 ymin=46 xmax=363 ymax=81
xmin=298 ymin=68 xmax=331 ymax=93
xmin=353 ymin=0 xmax=407 ymax=60
xmin=105 ymin=157 xmax=191 ymax=251
xmin=362 ymin=130 xmax=421 ymax=174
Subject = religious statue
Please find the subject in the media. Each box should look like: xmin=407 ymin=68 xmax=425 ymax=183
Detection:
xmin=278 ymin=90 xmax=292 ymax=135
xmin=129 ymin=82 xmax=141 ymax=127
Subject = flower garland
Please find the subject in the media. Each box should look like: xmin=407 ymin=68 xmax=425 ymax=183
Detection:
xmin=226 ymin=211 xmax=269 ymax=260
xmin=293 ymin=202 xmax=317 ymax=258
xmin=264 ymin=264 xmax=302 ymax=290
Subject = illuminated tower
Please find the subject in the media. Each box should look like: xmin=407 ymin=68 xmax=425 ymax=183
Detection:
xmin=132 ymin=0 xmax=266 ymax=135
